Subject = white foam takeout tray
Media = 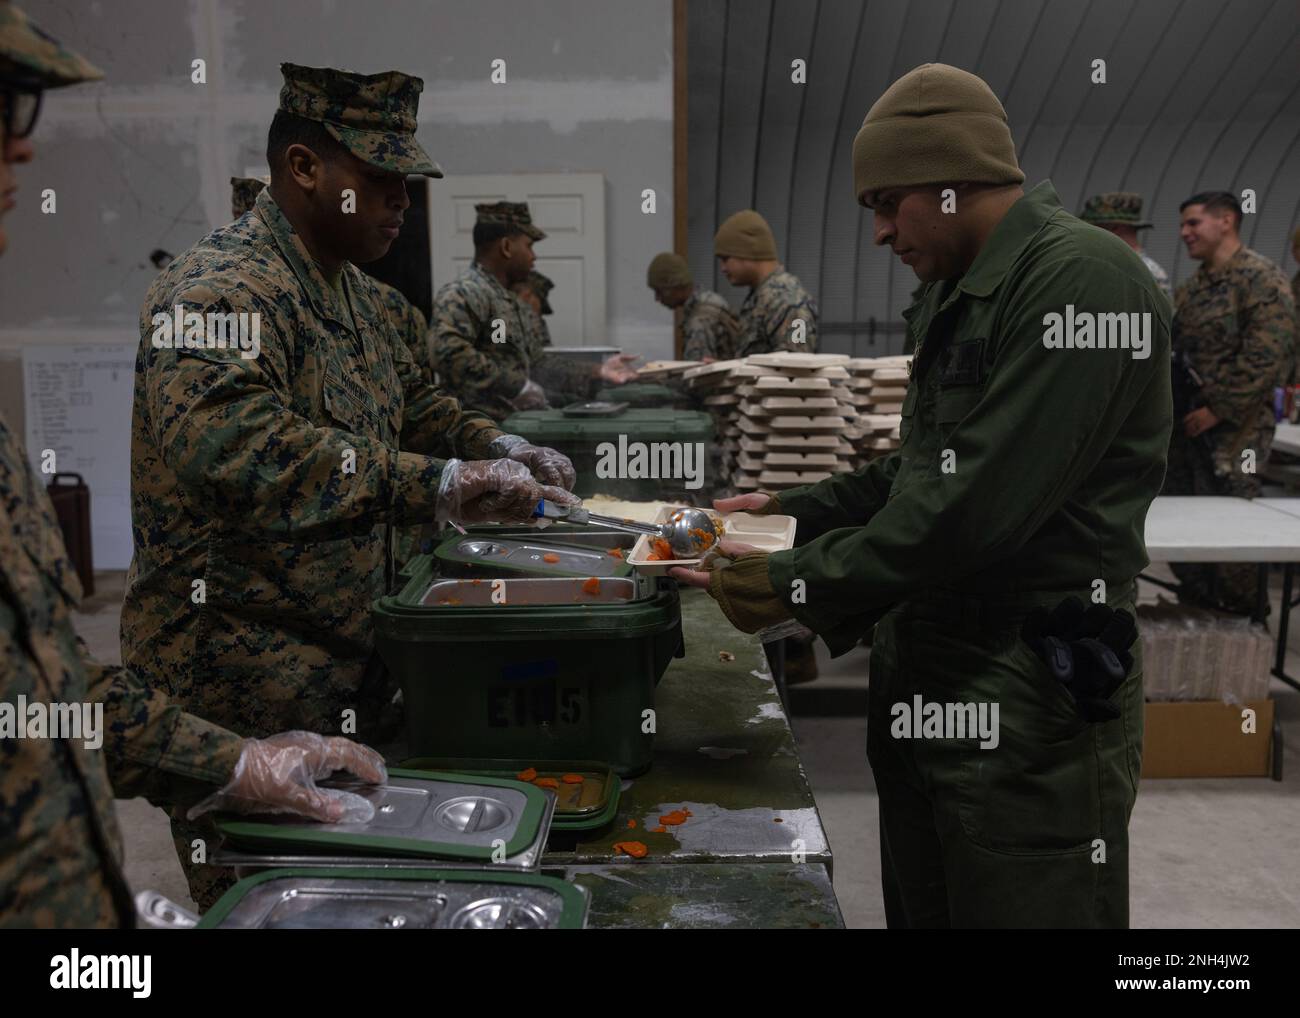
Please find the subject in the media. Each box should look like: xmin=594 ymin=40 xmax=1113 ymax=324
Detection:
xmin=626 ymin=508 xmax=798 ymax=577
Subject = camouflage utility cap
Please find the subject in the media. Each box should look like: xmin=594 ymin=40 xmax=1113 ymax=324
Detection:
xmin=230 ymin=175 xmax=268 ymax=217
xmin=0 ymin=1 xmax=102 ymax=87
xmin=528 ymin=269 xmax=554 ymax=314
xmin=1079 ymin=192 xmax=1152 ymax=229
xmin=278 ymin=62 xmax=441 ymax=177
xmin=475 ymin=201 xmax=546 ymax=241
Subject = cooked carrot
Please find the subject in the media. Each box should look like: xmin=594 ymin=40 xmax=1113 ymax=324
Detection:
xmin=651 ymin=538 xmax=673 ymax=560
xmin=627 ymin=819 xmax=637 ymax=829
xmin=613 ymin=841 xmax=648 ymax=859
xmin=652 ymin=826 xmax=667 ymax=834
xmin=534 ymin=777 xmax=560 ymax=789
xmin=607 ymin=547 xmax=624 ymax=559
xmin=561 ymin=773 xmax=585 ymax=784
xmin=542 ymin=553 xmax=560 ymax=564
xmin=516 ymin=767 xmax=538 ymax=782
xmin=581 ymin=577 xmax=601 ymax=595
xmin=659 ymin=809 xmax=690 ymax=826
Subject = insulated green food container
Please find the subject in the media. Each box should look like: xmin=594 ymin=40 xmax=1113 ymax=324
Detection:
xmin=374 ymin=556 xmax=684 ymax=776
xmin=499 ymin=407 xmax=715 ymax=499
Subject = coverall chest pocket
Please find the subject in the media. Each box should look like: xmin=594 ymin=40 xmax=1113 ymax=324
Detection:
xmin=935 ymin=385 xmax=985 ymax=448
xmin=887 ymin=386 xmax=920 ymax=501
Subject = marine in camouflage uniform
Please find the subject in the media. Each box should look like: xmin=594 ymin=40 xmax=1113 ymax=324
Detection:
xmin=232 ymin=175 xmax=435 ymax=565
xmin=124 ymin=64 xmax=515 ymax=906
xmin=431 ymin=203 xmax=597 ymax=417
xmin=1290 ymin=226 xmax=1300 ymax=385
xmin=713 ymin=210 xmax=819 ymax=356
xmin=680 ymin=288 xmax=739 ymax=361
xmin=735 ymin=267 xmax=820 ymax=357
xmin=646 ymin=251 xmax=738 ymax=362
xmin=0 ymin=2 xmax=246 ymax=928
xmin=1078 ymin=192 xmax=1171 ymax=304
xmin=1166 ymin=242 xmax=1295 ymax=612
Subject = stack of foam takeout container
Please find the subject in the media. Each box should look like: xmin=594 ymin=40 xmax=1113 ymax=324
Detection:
xmin=684 ymin=352 xmax=912 ymax=491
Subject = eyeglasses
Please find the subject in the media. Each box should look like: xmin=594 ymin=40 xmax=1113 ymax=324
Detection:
xmin=1 ymin=89 xmax=43 ymax=140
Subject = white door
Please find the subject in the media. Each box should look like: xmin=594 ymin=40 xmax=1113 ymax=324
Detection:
xmin=427 ymin=173 xmax=606 ymax=347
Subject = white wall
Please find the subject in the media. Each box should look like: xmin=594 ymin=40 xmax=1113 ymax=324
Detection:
xmin=0 ymin=0 xmax=676 ymax=371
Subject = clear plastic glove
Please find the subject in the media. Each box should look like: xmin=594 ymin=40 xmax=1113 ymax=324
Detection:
xmin=598 ymin=352 xmax=641 ymax=385
xmin=187 ymin=732 xmax=388 ymax=824
xmin=437 ymin=457 xmax=579 ymax=526
xmin=510 ymin=378 xmax=549 ymax=411
xmin=489 ymin=434 xmax=577 ymax=489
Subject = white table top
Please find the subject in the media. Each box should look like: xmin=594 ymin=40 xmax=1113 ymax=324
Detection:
xmin=1144 ymin=496 xmax=1300 ymax=561
xmin=1271 ymin=422 xmax=1300 ymax=456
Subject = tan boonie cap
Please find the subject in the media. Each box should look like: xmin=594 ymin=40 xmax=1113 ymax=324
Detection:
xmin=647 ymin=252 xmax=692 ymax=289
xmin=0 ymin=1 xmax=102 ymax=88
xmin=1079 ymin=192 xmax=1152 ymax=229
xmin=714 ymin=210 xmax=777 ymax=260
xmin=475 ymin=201 xmax=546 ymax=241
xmin=230 ymin=175 xmax=269 ymax=218
xmin=852 ymin=63 xmax=1023 ymax=207
xmin=278 ymin=62 xmax=442 ymax=177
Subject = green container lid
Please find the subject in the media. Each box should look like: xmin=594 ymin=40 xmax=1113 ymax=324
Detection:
xmin=502 ymin=407 xmax=712 ymax=445
xmin=596 ymin=382 xmax=688 ymax=408
xmin=198 ymin=867 xmax=588 ymax=929
xmin=432 ymin=533 xmax=633 ymax=580
xmin=215 ymin=769 xmax=547 ymax=861
xmin=401 ymin=758 xmax=620 ymax=832
xmin=376 ymin=556 xmax=676 ymax=640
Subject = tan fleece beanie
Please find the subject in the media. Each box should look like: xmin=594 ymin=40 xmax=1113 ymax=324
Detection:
xmin=852 ymin=63 xmax=1024 ymax=206
xmin=714 ymin=210 xmax=778 ymax=260
xmin=647 ymin=252 xmax=693 ymax=289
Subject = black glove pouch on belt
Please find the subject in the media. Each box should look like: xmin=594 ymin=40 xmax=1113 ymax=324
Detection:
xmin=1019 ymin=596 xmax=1137 ymax=723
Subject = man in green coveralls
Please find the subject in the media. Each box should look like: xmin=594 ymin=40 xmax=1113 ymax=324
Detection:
xmin=674 ymin=64 xmax=1171 ymax=928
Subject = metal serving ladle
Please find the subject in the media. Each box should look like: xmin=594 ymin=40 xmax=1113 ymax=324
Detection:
xmin=532 ymin=500 xmax=721 ymax=557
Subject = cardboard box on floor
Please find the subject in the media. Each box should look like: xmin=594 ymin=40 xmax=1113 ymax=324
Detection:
xmin=1142 ymin=699 xmax=1276 ymax=778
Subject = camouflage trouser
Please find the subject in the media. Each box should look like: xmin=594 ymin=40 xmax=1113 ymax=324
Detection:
xmin=169 ymin=814 xmax=236 ymax=912
xmin=867 ymin=587 xmax=1142 ymax=928
xmin=1163 ymin=424 xmax=1273 ymax=616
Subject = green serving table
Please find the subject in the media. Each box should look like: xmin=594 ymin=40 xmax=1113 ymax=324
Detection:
xmin=537 ymin=588 xmax=833 ymax=873
xmin=561 ymin=862 xmax=842 ymax=929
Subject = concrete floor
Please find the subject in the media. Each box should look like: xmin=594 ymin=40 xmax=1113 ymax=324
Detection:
xmin=76 ymin=568 xmax=1300 ymax=928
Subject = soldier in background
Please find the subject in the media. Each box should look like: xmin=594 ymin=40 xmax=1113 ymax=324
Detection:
xmin=431 ymin=201 xmax=636 ymax=417
xmin=1165 ymin=190 xmax=1296 ymax=614
xmin=0 ymin=5 xmax=386 ymax=928
xmin=646 ymin=251 xmax=738 ymax=362
xmin=1291 ymin=226 xmax=1300 ymax=386
xmin=1292 ymin=226 xmax=1300 ymax=312
xmin=714 ymin=209 xmax=818 ymax=356
xmin=509 ymin=268 xmax=598 ymax=407
xmin=511 ymin=269 xmax=553 ymax=342
xmin=1078 ymin=192 xmax=1171 ymax=303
